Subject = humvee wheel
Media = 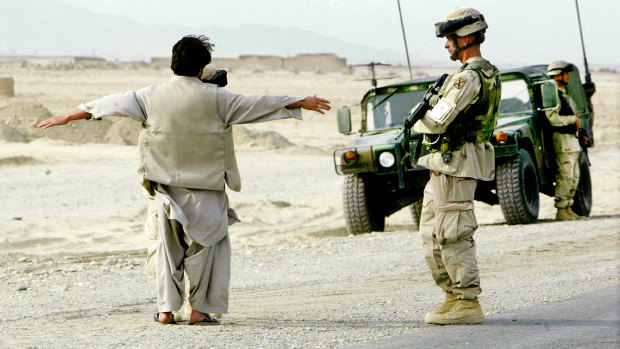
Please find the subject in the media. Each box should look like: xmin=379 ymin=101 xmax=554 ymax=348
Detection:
xmin=571 ymin=152 xmax=592 ymax=217
xmin=497 ymin=149 xmax=539 ymax=224
xmin=343 ymin=174 xmax=385 ymax=235
xmin=409 ymin=198 xmax=423 ymax=231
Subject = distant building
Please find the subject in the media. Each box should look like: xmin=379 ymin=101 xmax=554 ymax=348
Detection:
xmin=0 ymin=55 xmax=116 ymax=69
xmin=283 ymin=53 xmax=347 ymax=73
xmin=151 ymin=53 xmax=347 ymax=73
xmin=0 ymin=55 xmax=76 ymax=66
xmin=150 ymin=57 xmax=171 ymax=69
xmin=215 ymin=55 xmax=284 ymax=71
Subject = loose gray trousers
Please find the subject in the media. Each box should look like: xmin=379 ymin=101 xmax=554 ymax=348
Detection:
xmin=155 ymin=203 xmax=230 ymax=315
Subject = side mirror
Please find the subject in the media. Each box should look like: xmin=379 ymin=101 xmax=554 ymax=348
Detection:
xmin=539 ymin=80 xmax=559 ymax=110
xmin=337 ymin=106 xmax=352 ymax=134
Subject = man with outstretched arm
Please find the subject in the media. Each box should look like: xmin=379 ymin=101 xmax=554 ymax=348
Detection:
xmin=37 ymin=35 xmax=330 ymax=325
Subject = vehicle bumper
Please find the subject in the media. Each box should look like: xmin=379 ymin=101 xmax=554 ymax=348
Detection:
xmin=494 ymin=143 xmax=519 ymax=158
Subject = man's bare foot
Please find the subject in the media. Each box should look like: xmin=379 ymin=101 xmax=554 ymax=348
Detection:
xmin=156 ymin=312 xmax=174 ymax=324
xmin=190 ymin=309 xmax=206 ymax=323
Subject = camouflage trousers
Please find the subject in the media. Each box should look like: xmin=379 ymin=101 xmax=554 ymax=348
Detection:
xmin=554 ymin=151 xmax=580 ymax=208
xmin=419 ymin=171 xmax=481 ymax=300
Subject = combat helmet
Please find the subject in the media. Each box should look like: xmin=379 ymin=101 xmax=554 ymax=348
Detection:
xmin=435 ymin=8 xmax=488 ymax=61
xmin=547 ymin=60 xmax=573 ymax=76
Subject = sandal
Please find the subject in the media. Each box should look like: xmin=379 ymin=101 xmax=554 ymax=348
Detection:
xmin=189 ymin=313 xmax=220 ymax=326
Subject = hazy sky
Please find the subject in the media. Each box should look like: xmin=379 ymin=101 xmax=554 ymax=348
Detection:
xmin=13 ymin=0 xmax=620 ymax=69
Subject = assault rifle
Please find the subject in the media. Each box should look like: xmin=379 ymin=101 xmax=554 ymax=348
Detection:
xmin=394 ymin=73 xmax=449 ymax=166
xmin=577 ymin=127 xmax=591 ymax=165
xmin=201 ymin=69 xmax=228 ymax=87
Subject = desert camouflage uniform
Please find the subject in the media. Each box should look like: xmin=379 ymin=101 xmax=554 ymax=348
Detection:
xmin=545 ymin=87 xmax=581 ymax=208
xmin=414 ymin=56 xmax=500 ymax=300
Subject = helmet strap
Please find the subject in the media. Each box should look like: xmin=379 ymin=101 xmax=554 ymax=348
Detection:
xmin=449 ymin=34 xmax=484 ymax=61
xmin=448 ymin=35 xmax=459 ymax=61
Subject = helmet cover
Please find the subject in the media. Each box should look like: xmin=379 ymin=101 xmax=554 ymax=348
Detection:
xmin=435 ymin=8 xmax=488 ymax=38
xmin=547 ymin=60 xmax=572 ymax=76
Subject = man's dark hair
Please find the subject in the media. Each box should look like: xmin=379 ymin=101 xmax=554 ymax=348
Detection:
xmin=171 ymin=35 xmax=213 ymax=77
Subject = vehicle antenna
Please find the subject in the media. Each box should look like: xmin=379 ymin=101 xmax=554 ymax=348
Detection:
xmin=397 ymin=0 xmax=413 ymax=80
xmin=352 ymin=62 xmax=392 ymax=88
xmin=574 ymin=0 xmax=591 ymax=84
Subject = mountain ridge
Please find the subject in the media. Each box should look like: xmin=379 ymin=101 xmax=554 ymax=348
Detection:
xmin=0 ymin=0 xmax=420 ymax=65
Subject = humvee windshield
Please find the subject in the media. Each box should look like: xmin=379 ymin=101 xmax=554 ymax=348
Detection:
xmin=499 ymin=79 xmax=532 ymax=116
xmin=364 ymin=77 xmax=533 ymax=132
xmin=366 ymin=89 xmax=427 ymax=131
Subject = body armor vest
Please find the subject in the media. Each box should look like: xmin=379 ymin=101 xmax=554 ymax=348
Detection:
xmin=558 ymin=88 xmax=575 ymax=116
xmin=426 ymin=59 xmax=501 ymax=161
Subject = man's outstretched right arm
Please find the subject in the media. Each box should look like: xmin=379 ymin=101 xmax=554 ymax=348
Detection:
xmin=37 ymin=88 xmax=149 ymax=129
xmin=37 ymin=109 xmax=92 ymax=129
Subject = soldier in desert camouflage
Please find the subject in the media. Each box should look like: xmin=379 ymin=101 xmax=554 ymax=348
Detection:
xmin=412 ymin=8 xmax=501 ymax=325
xmin=546 ymin=60 xmax=585 ymax=221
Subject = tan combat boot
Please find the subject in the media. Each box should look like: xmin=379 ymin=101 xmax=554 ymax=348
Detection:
xmin=567 ymin=207 xmax=585 ymax=220
xmin=425 ymin=298 xmax=485 ymax=325
xmin=424 ymin=292 xmax=458 ymax=323
xmin=555 ymin=207 xmax=575 ymax=221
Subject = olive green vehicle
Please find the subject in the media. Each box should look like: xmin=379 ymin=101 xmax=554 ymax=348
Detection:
xmin=334 ymin=64 xmax=595 ymax=235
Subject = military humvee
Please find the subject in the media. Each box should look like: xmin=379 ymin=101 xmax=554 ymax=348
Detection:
xmin=334 ymin=64 xmax=594 ymax=235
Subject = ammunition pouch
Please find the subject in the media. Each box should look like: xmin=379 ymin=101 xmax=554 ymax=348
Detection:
xmin=551 ymin=124 xmax=578 ymax=134
xmin=422 ymin=134 xmax=461 ymax=164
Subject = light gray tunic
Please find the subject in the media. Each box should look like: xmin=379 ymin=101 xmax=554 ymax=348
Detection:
xmin=79 ymin=76 xmax=303 ymax=247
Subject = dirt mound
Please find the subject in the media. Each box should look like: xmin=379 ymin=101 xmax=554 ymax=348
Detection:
xmin=0 ymin=100 xmax=52 ymax=119
xmin=104 ymin=117 xmax=141 ymax=145
xmin=0 ymin=100 xmax=114 ymax=144
xmin=0 ymin=155 xmax=42 ymax=166
xmin=0 ymin=123 xmax=30 ymax=142
xmin=233 ymin=125 xmax=295 ymax=150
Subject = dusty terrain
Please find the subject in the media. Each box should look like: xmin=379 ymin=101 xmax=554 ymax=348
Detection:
xmin=0 ymin=66 xmax=618 ymax=348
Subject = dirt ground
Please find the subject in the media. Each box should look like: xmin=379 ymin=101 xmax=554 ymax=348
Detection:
xmin=0 ymin=66 xmax=618 ymax=348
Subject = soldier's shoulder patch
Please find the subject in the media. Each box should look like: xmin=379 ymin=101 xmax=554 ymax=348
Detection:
xmin=453 ymin=76 xmax=467 ymax=89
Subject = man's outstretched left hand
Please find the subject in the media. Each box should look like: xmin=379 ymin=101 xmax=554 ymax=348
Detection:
xmin=287 ymin=95 xmax=331 ymax=114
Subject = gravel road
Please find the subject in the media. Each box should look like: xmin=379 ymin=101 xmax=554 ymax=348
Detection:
xmin=0 ymin=144 xmax=618 ymax=348
xmin=1 ymin=214 xmax=618 ymax=348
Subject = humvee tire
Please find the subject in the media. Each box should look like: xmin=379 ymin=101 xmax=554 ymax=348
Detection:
xmin=497 ymin=149 xmax=540 ymax=224
xmin=409 ymin=198 xmax=423 ymax=231
xmin=343 ymin=174 xmax=385 ymax=235
xmin=571 ymin=151 xmax=592 ymax=217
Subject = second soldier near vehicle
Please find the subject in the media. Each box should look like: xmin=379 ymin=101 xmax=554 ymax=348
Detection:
xmin=411 ymin=8 xmax=501 ymax=325
xmin=546 ymin=60 xmax=585 ymax=221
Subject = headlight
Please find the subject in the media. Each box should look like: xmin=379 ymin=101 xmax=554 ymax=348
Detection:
xmin=378 ymin=151 xmax=395 ymax=168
